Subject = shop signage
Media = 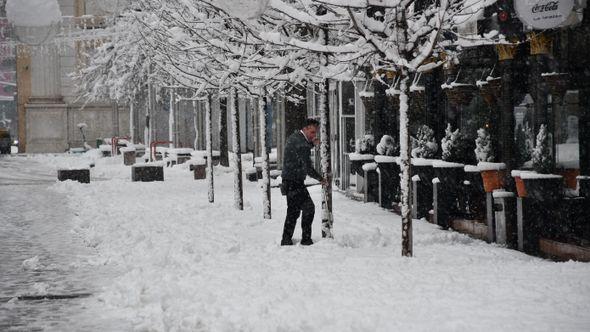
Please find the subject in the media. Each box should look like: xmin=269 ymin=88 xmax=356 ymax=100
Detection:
xmin=515 ymin=0 xmax=575 ymax=29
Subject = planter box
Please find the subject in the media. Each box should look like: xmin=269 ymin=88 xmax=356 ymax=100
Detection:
xmin=57 ymin=169 xmax=90 ymax=184
xmin=363 ymin=164 xmax=379 ymax=203
xmin=132 ymin=165 xmax=164 ymax=182
xmin=539 ymin=238 xmax=590 ymax=262
xmin=433 ymin=162 xmax=465 ymax=219
xmin=194 ymin=164 xmax=206 ymax=180
xmin=450 ymin=218 xmax=488 ymax=241
xmin=412 ymin=163 xmax=435 ymax=219
xmin=123 ymin=150 xmax=136 ymax=166
xmin=578 ymin=177 xmax=590 ymax=198
xmin=376 ymin=158 xmax=401 ymax=209
xmin=464 ymin=168 xmax=486 ymax=220
xmin=521 ymin=175 xmax=563 ymax=203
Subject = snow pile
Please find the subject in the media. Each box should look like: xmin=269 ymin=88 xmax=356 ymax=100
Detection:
xmin=10 ymin=152 xmax=584 ymax=331
xmin=6 ymin=0 xmax=61 ymax=27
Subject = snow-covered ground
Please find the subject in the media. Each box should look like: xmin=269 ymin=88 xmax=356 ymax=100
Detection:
xmin=1 ymin=152 xmax=590 ymax=331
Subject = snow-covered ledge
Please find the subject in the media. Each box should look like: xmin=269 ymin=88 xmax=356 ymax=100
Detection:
xmin=520 ymin=172 xmax=563 ymax=180
xmin=349 ymin=153 xmax=374 ymax=161
xmin=362 ymin=162 xmax=378 ymax=172
xmin=411 ymin=158 xmax=435 ymax=166
xmin=492 ymin=189 xmax=515 ymax=198
xmin=374 ymin=155 xmax=399 ymax=163
xmin=464 ymin=165 xmax=480 ymax=173
xmin=120 ymin=146 xmax=136 ymax=153
xmin=477 ymin=162 xmax=507 ymax=171
xmin=432 ymin=161 xmax=465 ymax=168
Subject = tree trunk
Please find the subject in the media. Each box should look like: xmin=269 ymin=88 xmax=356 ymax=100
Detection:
xmin=319 ymin=81 xmax=333 ymax=238
xmin=193 ymin=100 xmax=199 ymax=150
xmin=206 ymin=94 xmax=214 ymax=203
xmin=168 ymin=88 xmax=176 ymax=148
xmin=399 ymin=74 xmax=413 ymax=257
xmin=145 ymin=83 xmax=152 ymax=161
xmin=230 ymin=88 xmax=244 ymax=210
xmin=259 ymin=93 xmax=271 ymax=219
xmin=129 ymin=101 xmax=135 ymax=144
xmin=219 ymin=96 xmax=229 ymax=167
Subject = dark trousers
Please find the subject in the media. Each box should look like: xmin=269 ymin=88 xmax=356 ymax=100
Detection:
xmin=282 ymin=180 xmax=315 ymax=241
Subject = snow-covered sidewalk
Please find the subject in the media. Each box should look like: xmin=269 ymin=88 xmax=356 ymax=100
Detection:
xmin=4 ymin=152 xmax=590 ymax=331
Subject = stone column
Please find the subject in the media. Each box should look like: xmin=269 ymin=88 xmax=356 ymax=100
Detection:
xmin=29 ymin=45 xmax=61 ymax=102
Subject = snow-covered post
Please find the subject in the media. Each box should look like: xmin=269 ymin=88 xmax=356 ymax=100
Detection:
xmin=399 ymin=74 xmax=413 ymax=256
xmin=259 ymin=92 xmax=271 ymax=219
xmin=230 ymin=87 xmax=244 ymax=210
xmin=205 ymin=94 xmax=214 ymax=203
xmin=169 ymin=88 xmax=176 ymax=148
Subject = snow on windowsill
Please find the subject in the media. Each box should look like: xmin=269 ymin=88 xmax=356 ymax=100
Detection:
xmin=432 ymin=161 xmax=464 ymax=168
xmin=464 ymin=165 xmax=480 ymax=173
xmin=477 ymin=162 xmax=506 ymax=171
xmin=349 ymin=153 xmax=374 ymax=161
xmin=359 ymin=91 xmax=374 ymax=98
xmin=577 ymin=176 xmax=590 ymax=180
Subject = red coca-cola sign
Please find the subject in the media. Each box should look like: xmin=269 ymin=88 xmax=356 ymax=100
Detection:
xmin=515 ymin=0 xmax=574 ymax=29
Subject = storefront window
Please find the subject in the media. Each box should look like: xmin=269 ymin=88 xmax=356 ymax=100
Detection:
xmin=555 ymin=90 xmax=580 ymax=169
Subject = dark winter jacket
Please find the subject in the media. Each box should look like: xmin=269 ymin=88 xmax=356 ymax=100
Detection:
xmin=281 ymin=131 xmax=322 ymax=183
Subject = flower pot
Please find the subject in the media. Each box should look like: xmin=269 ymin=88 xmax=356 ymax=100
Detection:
xmin=411 ymin=162 xmax=435 ymax=219
xmin=521 ymin=176 xmax=563 ymax=203
xmin=577 ymin=176 xmax=590 ymax=198
xmin=375 ymin=157 xmax=401 ymax=207
xmin=477 ymin=77 xmax=501 ymax=106
xmin=481 ymin=170 xmax=505 ymax=193
xmin=514 ymin=176 xmax=527 ymax=198
xmin=443 ymin=84 xmax=477 ymax=107
xmin=558 ymin=169 xmax=580 ymax=190
xmin=433 ymin=162 xmax=465 ymax=195
xmin=349 ymin=153 xmax=374 ymax=175
xmin=542 ymin=73 xmax=568 ymax=100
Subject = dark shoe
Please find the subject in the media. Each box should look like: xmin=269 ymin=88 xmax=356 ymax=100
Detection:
xmin=300 ymin=238 xmax=313 ymax=246
xmin=281 ymin=239 xmax=293 ymax=246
